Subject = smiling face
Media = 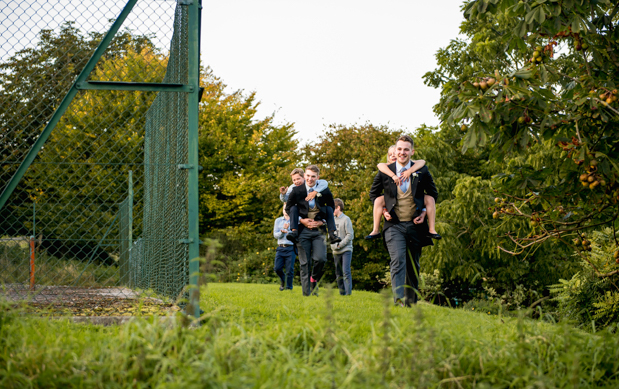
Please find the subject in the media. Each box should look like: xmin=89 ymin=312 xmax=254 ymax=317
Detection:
xmin=304 ymin=169 xmax=318 ymax=188
xmin=396 ymin=140 xmax=414 ymax=165
xmin=291 ymin=173 xmax=304 ymax=186
xmin=387 ymin=146 xmax=397 ymax=163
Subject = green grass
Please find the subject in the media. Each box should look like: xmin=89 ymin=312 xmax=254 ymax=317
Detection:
xmin=1 ymin=283 xmax=619 ymax=388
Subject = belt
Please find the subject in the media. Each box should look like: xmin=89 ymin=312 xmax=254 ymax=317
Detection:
xmin=278 ymin=244 xmax=293 ymax=247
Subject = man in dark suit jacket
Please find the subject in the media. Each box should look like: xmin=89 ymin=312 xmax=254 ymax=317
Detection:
xmin=285 ymin=165 xmax=340 ymax=296
xmin=369 ymin=135 xmax=438 ymax=306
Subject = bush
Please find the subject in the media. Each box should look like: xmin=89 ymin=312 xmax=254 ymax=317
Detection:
xmin=549 ymin=228 xmax=619 ymax=330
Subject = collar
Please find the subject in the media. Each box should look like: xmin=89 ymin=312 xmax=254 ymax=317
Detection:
xmin=396 ymin=160 xmax=412 ymax=172
xmin=305 ymin=183 xmax=316 ymax=192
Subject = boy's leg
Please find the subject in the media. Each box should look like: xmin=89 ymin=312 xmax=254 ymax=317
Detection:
xmin=274 ymin=248 xmax=286 ymax=290
xmin=289 ymin=206 xmax=299 ymax=231
xmin=325 ymin=206 xmax=341 ymax=243
xmin=284 ymin=246 xmax=295 ymax=290
xmin=342 ymin=251 xmax=353 ymax=295
xmin=286 ymin=206 xmax=300 ymax=243
xmin=367 ymin=196 xmax=385 ymax=238
xmin=333 ymin=253 xmax=346 ymax=295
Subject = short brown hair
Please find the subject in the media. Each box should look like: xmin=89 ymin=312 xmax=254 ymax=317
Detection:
xmin=290 ymin=168 xmax=304 ymax=177
xmin=397 ymin=135 xmax=414 ymax=149
xmin=306 ymin=165 xmax=320 ymax=175
xmin=334 ymin=198 xmax=344 ymax=212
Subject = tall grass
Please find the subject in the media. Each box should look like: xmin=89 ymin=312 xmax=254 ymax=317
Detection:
xmin=1 ymin=283 xmax=619 ymax=388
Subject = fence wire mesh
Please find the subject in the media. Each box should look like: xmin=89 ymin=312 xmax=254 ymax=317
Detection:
xmin=0 ymin=0 xmax=196 ymax=316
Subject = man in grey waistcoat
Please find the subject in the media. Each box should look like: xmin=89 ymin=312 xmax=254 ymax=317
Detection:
xmin=369 ymin=135 xmax=438 ymax=306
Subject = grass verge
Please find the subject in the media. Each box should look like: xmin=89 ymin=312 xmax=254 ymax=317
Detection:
xmin=1 ymin=283 xmax=618 ymax=388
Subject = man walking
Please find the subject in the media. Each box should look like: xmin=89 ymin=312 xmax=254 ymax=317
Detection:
xmin=369 ymin=135 xmax=438 ymax=306
xmin=273 ymin=205 xmax=296 ymax=290
xmin=285 ymin=165 xmax=337 ymax=296
xmin=331 ymin=198 xmax=354 ymax=295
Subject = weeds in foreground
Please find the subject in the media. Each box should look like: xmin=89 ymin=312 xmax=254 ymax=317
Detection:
xmin=1 ymin=283 xmax=619 ymax=388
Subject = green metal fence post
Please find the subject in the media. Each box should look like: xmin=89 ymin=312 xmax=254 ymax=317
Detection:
xmin=187 ymin=0 xmax=202 ymax=320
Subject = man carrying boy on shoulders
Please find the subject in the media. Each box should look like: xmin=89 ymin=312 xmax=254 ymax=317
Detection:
xmin=285 ymin=165 xmax=340 ymax=296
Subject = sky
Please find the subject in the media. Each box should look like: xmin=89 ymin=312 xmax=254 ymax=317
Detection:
xmin=201 ymin=0 xmax=466 ymax=144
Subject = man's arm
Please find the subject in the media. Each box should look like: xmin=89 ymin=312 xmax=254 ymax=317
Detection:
xmin=369 ymin=172 xmax=384 ymax=204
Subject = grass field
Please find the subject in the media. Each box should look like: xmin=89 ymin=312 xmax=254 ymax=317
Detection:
xmin=1 ymin=283 xmax=619 ymax=388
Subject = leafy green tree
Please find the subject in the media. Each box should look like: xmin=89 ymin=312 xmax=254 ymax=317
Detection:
xmin=0 ymin=23 xmax=160 ymax=237
xmin=198 ymin=70 xmax=298 ymax=232
xmin=423 ymin=0 xmax=619 ymax=322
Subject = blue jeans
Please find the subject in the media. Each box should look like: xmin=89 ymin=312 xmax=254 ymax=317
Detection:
xmin=333 ymin=251 xmax=352 ymax=295
xmin=274 ymin=245 xmax=296 ymax=289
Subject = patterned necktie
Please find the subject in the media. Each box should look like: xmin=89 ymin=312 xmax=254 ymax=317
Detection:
xmin=308 ymin=188 xmax=315 ymax=208
xmin=399 ymin=167 xmax=409 ymax=193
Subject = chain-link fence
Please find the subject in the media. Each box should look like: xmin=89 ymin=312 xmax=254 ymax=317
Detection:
xmin=0 ymin=0 xmax=201 ymax=316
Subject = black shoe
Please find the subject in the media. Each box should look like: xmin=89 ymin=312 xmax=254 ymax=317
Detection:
xmin=364 ymin=233 xmax=381 ymax=240
xmin=286 ymin=230 xmax=299 ymax=244
xmin=310 ymin=280 xmax=318 ymax=296
xmin=428 ymin=232 xmax=442 ymax=240
xmin=329 ymin=231 xmax=342 ymax=244
xmin=279 ymin=280 xmax=285 ymax=291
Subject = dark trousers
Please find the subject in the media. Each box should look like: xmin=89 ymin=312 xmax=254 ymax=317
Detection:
xmin=334 ymin=250 xmax=353 ymax=295
xmin=298 ymin=228 xmax=327 ymax=296
xmin=289 ymin=205 xmax=337 ymax=232
xmin=274 ymin=245 xmax=296 ymax=289
xmin=384 ymin=222 xmax=422 ymax=306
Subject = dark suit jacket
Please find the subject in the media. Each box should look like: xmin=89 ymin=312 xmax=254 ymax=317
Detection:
xmin=369 ymin=162 xmax=438 ymax=248
xmin=285 ymin=184 xmax=335 ymax=232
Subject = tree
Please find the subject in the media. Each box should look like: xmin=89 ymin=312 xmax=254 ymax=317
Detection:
xmin=423 ymin=0 xmax=619 ymax=324
xmin=0 ymin=22 xmax=161 ymax=238
xmin=426 ymin=0 xmax=619 ymax=271
xmin=198 ymin=70 xmax=298 ymax=232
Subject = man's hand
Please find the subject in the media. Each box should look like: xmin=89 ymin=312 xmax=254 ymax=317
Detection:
xmin=383 ymin=208 xmax=392 ymax=221
xmin=300 ymin=218 xmax=312 ymax=227
xmin=279 ymin=186 xmax=287 ymax=195
xmin=305 ymin=190 xmax=318 ymax=201
xmin=309 ymin=220 xmax=324 ymax=229
xmin=413 ymin=211 xmax=427 ymax=224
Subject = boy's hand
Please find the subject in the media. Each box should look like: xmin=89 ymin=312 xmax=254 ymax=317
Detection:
xmin=279 ymin=186 xmax=287 ymax=195
xmin=281 ymin=228 xmax=288 ymax=233
xmin=391 ymin=175 xmax=401 ymax=186
xmin=401 ymin=168 xmax=414 ymax=182
xmin=305 ymin=190 xmax=318 ymax=201
xmin=283 ymin=222 xmax=289 ymax=229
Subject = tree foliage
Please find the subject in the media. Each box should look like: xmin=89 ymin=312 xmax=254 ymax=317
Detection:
xmin=424 ymin=0 xmax=619 ymax=326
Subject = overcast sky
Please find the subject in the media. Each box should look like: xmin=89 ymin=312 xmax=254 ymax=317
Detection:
xmin=201 ymin=0 xmax=465 ymax=144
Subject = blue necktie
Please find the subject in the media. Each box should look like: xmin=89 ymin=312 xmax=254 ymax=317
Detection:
xmin=308 ymin=188 xmax=315 ymax=208
xmin=399 ymin=167 xmax=409 ymax=193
